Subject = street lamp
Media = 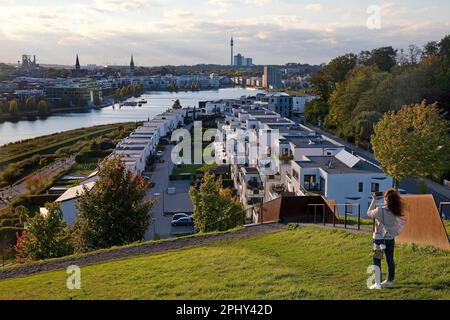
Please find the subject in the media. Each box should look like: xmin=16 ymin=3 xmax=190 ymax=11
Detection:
xmin=153 ymin=192 xmax=165 ymax=215
xmin=151 ymin=218 xmax=157 ymax=237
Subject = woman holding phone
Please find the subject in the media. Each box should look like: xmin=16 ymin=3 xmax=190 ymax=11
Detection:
xmin=367 ymin=188 xmax=404 ymax=289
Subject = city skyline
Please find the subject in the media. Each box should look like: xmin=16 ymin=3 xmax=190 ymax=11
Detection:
xmin=0 ymin=0 xmax=449 ymax=66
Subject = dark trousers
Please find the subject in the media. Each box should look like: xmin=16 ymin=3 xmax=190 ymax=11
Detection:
xmin=373 ymin=239 xmax=395 ymax=282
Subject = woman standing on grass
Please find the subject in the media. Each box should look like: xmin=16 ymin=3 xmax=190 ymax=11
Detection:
xmin=367 ymin=188 xmax=404 ymax=290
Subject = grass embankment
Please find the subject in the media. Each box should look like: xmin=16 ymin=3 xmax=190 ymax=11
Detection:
xmin=0 ymin=226 xmax=448 ymax=300
xmin=0 ymin=124 xmax=129 ymax=166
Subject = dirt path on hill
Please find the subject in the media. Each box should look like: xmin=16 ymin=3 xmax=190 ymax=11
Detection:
xmin=0 ymin=223 xmax=285 ymax=281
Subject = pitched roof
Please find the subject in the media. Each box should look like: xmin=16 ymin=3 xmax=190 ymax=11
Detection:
xmin=55 ymin=182 xmax=95 ymax=203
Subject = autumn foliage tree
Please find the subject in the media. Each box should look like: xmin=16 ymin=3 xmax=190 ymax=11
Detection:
xmin=15 ymin=203 xmax=73 ymax=262
xmin=371 ymin=101 xmax=450 ymax=188
xmin=72 ymin=156 xmax=155 ymax=252
xmin=190 ymin=172 xmax=244 ymax=232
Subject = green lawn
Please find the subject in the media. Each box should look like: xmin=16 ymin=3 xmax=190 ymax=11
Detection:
xmin=0 ymin=226 xmax=448 ymax=300
xmin=171 ymin=163 xmax=217 ymax=176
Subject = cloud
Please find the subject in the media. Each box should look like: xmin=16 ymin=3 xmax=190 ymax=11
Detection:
xmin=305 ymin=3 xmax=323 ymax=13
xmin=0 ymin=0 xmax=449 ymax=66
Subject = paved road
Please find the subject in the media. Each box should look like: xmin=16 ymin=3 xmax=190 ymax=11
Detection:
xmin=144 ymin=144 xmax=194 ymax=241
xmin=294 ymin=117 xmax=450 ymax=214
xmin=0 ymin=155 xmax=76 ymax=209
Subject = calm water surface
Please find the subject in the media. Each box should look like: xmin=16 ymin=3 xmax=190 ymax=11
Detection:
xmin=0 ymin=88 xmax=259 ymax=146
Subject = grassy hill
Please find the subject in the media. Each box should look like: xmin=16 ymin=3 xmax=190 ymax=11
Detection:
xmin=0 ymin=225 xmax=448 ymax=300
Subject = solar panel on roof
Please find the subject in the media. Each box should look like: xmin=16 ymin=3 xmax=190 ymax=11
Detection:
xmin=335 ymin=150 xmax=361 ymax=168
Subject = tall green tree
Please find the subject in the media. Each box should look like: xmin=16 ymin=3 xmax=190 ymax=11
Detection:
xmin=190 ymin=172 xmax=244 ymax=232
xmin=73 ymin=156 xmax=155 ymax=252
xmin=172 ymin=99 xmax=182 ymax=109
xmin=371 ymin=101 xmax=450 ymax=188
xmin=8 ymin=99 xmax=19 ymax=117
xmin=25 ymin=97 xmax=37 ymax=112
xmin=15 ymin=203 xmax=73 ymax=262
xmin=369 ymin=47 xmax=397 ymax=72
xmin=37 ymin=100 xmax=48 ymax=116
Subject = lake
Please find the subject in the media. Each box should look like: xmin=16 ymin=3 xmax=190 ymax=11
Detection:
xmin=0 ymin=88 xmax=260 ymax=146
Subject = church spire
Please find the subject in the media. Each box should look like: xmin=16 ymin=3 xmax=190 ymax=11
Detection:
xmin=130 ymin=54 xmax=135 ymax=70
xmin=75 ymin=54 xmax=80 ymax=71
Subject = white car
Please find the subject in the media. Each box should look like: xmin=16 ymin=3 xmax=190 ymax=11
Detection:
xmin=157 ymin=151 xmax=163 ymax=157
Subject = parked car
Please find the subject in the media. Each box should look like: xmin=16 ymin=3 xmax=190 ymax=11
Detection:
xmin=171 ymin=216 xmax=194 ymax=227
xmin=157 ymin=151 xmax=164 ymax=157
xmin=172 ymin=213 xmax=191 ymax=222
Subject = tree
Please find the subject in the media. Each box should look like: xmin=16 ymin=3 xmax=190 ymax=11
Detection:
xmin=25 ymin=96 xmax=37 ymax=112
xmin=370 ymin=47 xmax=397 ymax=72
xmin=189 ymin=172 xmax=244 ymax=232
xmin=407 ymin=44 xmax=422 ymax=65
xmin=8 ymin=99 xmax=19 ymax=117
xmin=0 ymin=100 xmax=3 ymax=115
xmin=422 ymin=41 xmax=439 ymax=59
xmin=37 ymin=100 xmax=48 ymax=116
xmin=304 ymin=99 xmax=328 ymax=125
xmin=371 ymin=101 xmax=450 ymax=188
xmin=439 ymin=34 xmax=450 ymax=60
xmin=172 ymin=99 xmax=182 ymax=109
xmin=1 ymin=165 xmax=22 ymax=186
xmin=73 ymin=156 xmax=155 ymax=252
xmin=325 ymin=65 xmax=383 ymax=137
xmin=15 ymin=203 xmax=73 ymax=261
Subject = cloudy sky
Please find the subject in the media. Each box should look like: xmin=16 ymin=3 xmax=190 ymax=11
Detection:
xmin=0 ymin=0 xmax=449 ymax=66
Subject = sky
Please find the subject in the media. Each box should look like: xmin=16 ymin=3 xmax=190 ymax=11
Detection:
xmin=0 ymin=0 xmax=449 ymax=66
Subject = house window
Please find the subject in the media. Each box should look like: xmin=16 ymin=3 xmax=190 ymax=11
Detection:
xmin=304 ymin=175 xmax=316 ymax=190
xmin=371 ymin=183 xmax=380 ymax=193
xmin=358 ymin=182 xmax=364 ymax=193
xmin=292 ymin=169 xmax=299 ymax=181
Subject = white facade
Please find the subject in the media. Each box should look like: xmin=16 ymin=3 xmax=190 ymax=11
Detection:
xmin=55 ymin=182 xmax=95 ymax=226
xmin=287 ymin=152 xmax=393 ymax=216
xmin=292 ymin=95 xmax=316 ymax=113
xmin=205 ymin=101 xmax=226 ymax=115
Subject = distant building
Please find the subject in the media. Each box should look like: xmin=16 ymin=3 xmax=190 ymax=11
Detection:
xmin=263 ymin=66 xmax=282 ymax=89
xmin=210 ymin=73 xmax=220 ymax=88
xmin=72 ymin=54 xmax=86 ymax=77
xmin=259 ymin=92 xmax=293 ymax=117
xmin=234 ymin=54 xmax=253 ymax=67
xmin=292 ymin=95 xmax=316 ymax=114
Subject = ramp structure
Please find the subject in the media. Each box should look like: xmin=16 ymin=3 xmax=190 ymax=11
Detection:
xmin=259 ymin=196 xmax=338 ymax=224
xmin=397 ymin=195 xmax=450 ymax=250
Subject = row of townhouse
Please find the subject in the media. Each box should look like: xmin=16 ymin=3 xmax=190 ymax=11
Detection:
xmin=217 ymin=103 xmax=393 ymax=219
xmin=52 ymin=108 xmax=187 ymax=225
xmin=109 ymin=109 xmax=185 ymax=174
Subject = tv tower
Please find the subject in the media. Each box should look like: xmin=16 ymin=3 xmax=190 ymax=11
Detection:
xmin=230 ymin=34 xmax=234 ymax=66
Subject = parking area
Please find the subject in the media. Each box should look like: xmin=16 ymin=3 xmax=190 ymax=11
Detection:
xmin=144 ymin=145 xmax=195 ymax=240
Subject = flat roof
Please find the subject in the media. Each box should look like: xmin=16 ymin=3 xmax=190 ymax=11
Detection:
xmin=242 ymin=167 xmax=259 ymax=174
xmin=288 ymin=137 xmax=338 ymax=148
xmin=296 ymin=156 xmax=382 ymax=174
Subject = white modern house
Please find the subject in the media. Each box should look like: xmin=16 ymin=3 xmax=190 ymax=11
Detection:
xmin=234 ymin=167 xmax=265 ymax=208
xmin=54 ymin=181 xmax=96 ymax=226
xmin=205 ymin=101 xmax=226 ymax=115
xmin=287 ymin=150 xmax=393 ymax=216
xmin=292 ymin=95 xmax=316 ymax=114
